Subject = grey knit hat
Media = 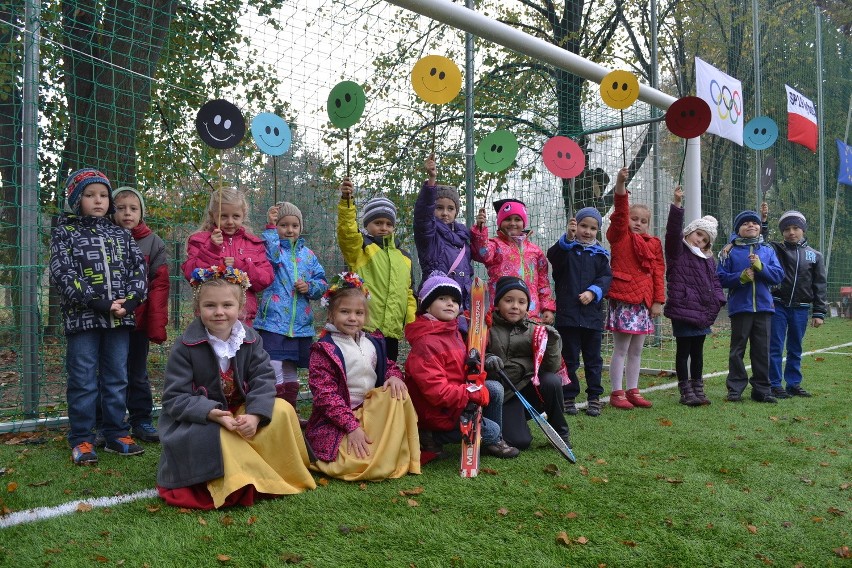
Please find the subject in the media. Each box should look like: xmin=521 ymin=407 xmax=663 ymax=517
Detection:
xmin=113 ymin=186 xmax=146 ymax=219
xmin=276 ymin=201 xmax=303 ymax=229
xmin=362 ymin=196 xmax=397 ymax=226
xmin=435 ymin=185 xmax=461 ymax=212
xmin=778 ymin=210 xmax=807 ymax=232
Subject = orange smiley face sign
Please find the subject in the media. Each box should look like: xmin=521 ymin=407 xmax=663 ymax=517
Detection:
xmin=600 ymin=70 xmax=640 ymax=110
xmin=412 ymin=55 xmax=462 ymax=105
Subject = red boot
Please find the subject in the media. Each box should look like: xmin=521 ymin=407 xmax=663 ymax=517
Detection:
xmin=626 ymin=388 xmax=652 ymax=408
xmin=609 ymin=390 xmax=634 ymax=410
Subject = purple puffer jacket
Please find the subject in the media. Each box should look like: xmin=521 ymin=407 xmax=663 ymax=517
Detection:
xmin=663 ymin=204 xmax=726 ymax=328
xmin=413 ymin=182 xmax=473 ymax=310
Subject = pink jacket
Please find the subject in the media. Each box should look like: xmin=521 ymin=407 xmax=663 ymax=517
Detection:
xmin=470 ymin=226 xmax=556 ymax=318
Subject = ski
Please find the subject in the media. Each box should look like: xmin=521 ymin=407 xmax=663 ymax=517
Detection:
xmin=460 ymin=277 xmax=487 ymax=478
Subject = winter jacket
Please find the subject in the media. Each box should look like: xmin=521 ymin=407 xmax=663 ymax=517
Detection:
xmin=606 ymin=192 xmax=666 ymax=308
xmin=182 ymin=227 xmax=274 ymax=325
xmin=337 ymin=199 xmax=417 ymax=339
xmin=254 ymin=230 xmax=328 ymax=338
xmin=305 ymin=331 xmax=396 ymax=462
xmin=547 ymin=235 xmax=612 ymax=330
xmin=49 ymin=214 xmax=148 ymax=335
xmin=486 ymin=313 xmax=562 ymax=400
xmin=470 ymin=225 xmax=556 ymax=318
xmin=131 ymin=222 xmax=169 ymax=344
xmin=663 ymin=204 xmax=726 ymax=329
xmin=716 ymin=239 xmax=784 ymax=316
xmin=413 ymin=182 xmax=474 ymax=310
xmin=761 ymin=225 xmax=828 ymax=319
xmin=403 ymin=315 xmax=476 ymax=432
xmin=157 ymin=318 xmax=276 ymax=489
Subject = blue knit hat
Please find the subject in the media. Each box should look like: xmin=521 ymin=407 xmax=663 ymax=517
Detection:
xmin=493 ymin=276 xmax=530 ymax=306
xmin=778 ymin=210 xmax=807 ymax=232
xmin=64 ymin=168 xmax=113 ymax=215
xmin=733 ymin=210 xmax=761 ymax=234
xmin=575 ymin=207 xmax=602 ymax=228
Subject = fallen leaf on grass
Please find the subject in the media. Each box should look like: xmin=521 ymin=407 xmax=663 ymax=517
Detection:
xmin=819 ymin=462 xmax=830 ymax=467
xmin=754 ymin=553 xmax=773 ymax=565
xmin=781 ymin=521 xmax=792 ymax=528
xmin=841 ymin=483 xmax=851 ymax=490
xmin=198 ymin=517 xmax=207 ymax=526
xmin=590 ymin=476 xmax=608 ymax=484
xmin=146 ymin=505 xmax=160 ymax=513
xmin=622 ymin=540 xmax=637 ymax=547
xmin=497 ymin=507 xmax=509 ymax=517
xmin=658 ymin=418 xmax=673 ymax=427
xmin=95 ymin=555 xmax=109 ymax=563
xmin=247 ymin=516 xmax=257 ymax=525
xmin=542 ymin=464 xmax=560 ymax=476
xmin=834 ymin=546 xmax=851 ymax=559
xmin=664 ymin=478 xmax=683 ymax=484
xmin=814 ymin=357 xmax=824 ymax=362
xmin=747 ymin=524 xmax=758 ymax=534
xmin=317 ymin=478 xmax=329 ymax=487
xmin=800 ymin=477 xmax=814 ymax=485
xmin=76 ymin=503 xmax=93 ymax=512
xmin=811 ymin=516 xmax=823 ymax=523
xmin=399 ymin=487 xmax=424 ymax=496
xmin=6 ymin=482 xmax=17 ymax=492
xmin=595 ymin=459 xmax=607 ymax=465
xmin=216 ymin=554 xmax=230 ymax=562
xmin=220 ymin=515 xmax=233 ymax=526
xmin=556 ymin=531 xmax=571 ymax=546
xmin=534 ymin=511 xmax=544 ymax=518
xmin=28 ymin=480 xmax=49 ymax=487
xmin=575 ymin=536 xmax=589 ymax=544
xmin=565 ymin=512 xmax=578 ymax=519
xmin=480 ymin=467 xmax=499 ymax=475
xmin=407 ymin=499 xmax=418 ymax=507
xmin=280 ymin=552 xmax=303 ymax=564
xmin=827 ymin=507 xmax=845 ymax=516
xmin=578 ymin=465 xmax=589 ymax=476
xmin=358 ymin=483 xmax=367 ymax=490
xmin=786 ymin=437 xmax=803 ymax=444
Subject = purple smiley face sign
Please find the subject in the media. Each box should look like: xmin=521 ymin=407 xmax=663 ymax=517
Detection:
xmin=542 ymin=136 xmax=585 ymax=179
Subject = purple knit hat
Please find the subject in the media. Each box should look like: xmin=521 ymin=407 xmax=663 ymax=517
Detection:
xmin=418 ymin=271 xmax=462 ymax=313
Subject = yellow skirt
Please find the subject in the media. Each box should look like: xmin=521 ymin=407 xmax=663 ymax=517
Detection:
xmin=208 ymin=399 xmax=317 ymax=508
xmin=312 ymin=387 xmax=421 ymax=481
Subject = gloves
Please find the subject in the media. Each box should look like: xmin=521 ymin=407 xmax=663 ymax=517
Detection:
xmin=121 ymin=298 xmax=140 ymax=313
xmin=484 ymin=354 xmax=504 ymax=373
xmin=87 ymin=299 xmax=114 ymax=314
xmin=467 ymin=385 xmax=490 ymax=407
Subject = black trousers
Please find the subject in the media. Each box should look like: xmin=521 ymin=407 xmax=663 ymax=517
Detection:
xmin=501 ymin=371 xmax=569 ymax=450
xmin=726 ymin=312 xmax=771 ymax=396
xmin=675 ymin=335 xmax=706 ymax=383
xmin=558 ymin=326 xmax=603 ymax=400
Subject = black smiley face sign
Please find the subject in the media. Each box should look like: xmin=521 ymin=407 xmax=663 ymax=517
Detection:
xmin=196 ymin=99 xmax=246 ymax=149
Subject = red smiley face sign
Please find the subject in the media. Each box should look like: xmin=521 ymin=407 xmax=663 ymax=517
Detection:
xmin=542 ymin=136 xmax=585 ymax=179
xmin=665 ymin=96 xmax=712 ymax=139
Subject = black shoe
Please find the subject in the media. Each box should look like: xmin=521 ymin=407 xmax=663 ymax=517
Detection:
xmin=585 ymin=399 xmax=603 ymax=417
xmin=786 ymin=385 xmax=812 ymax=397
xmin=725 ymin=392 xmax=742 ymax=402
xmin=770 ymin=387 xmax=791 ymax=399
xmin=132 ymin=422 xmax=160 ymax=443
xmin=750 ymin=391 xmax=778 ymax=403
xmin=482 ymin=439 xmax=520 ymax=459
xmin=563 ymin=398 xmax=578 ymax=415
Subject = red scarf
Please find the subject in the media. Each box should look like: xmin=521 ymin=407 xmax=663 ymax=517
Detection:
xmin=631 ymin=231 xmax=658 ymax=274
xmin=131 ymin=220 xmax=152 ymax=240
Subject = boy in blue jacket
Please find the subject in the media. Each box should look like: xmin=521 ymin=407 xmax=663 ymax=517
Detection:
xmin=717 ymin=210 xmax=784 ymax=403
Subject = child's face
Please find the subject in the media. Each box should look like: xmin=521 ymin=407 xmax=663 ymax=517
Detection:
xmin=79 ymin=183 xmax=110 ymax=217
xmin=198 ymin=284 xmax=241 ymax=341
xmin=576 ymin=218 xmax=599 ymax=243
xmin=499 ymin=214 xmax=525 ymax=237
xmin=212 ymin=202 xmax=246 ymax=235
xmin=426 ymin=295 xmax=460 ymax=322
xmin=783 ymin=225 xmax=804 ymax=243
xmin=114 ymin=192 xmax=142 ymax=229
xmin=365 ymin=217 xmax=394 ymax=238
xmin=276 ymin=215 xmax=301 ymax=241
xmin=330 ymin=295 xmax=367 ymax=339
xmin=737 ymin=220 xmax=761 ymax=238
xmin=496 ymin=290 xmax=529 ymax=323
xmin=434 ymin=198 xmax=458 ymax=224
xmin=629 ymin=207 xmax=650 ymax=234
xmin=685 ymin=229 xmax=710 ymax=250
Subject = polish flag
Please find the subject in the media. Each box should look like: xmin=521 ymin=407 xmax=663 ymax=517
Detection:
xmin=785 ymin=85 xmax=818 ymax=152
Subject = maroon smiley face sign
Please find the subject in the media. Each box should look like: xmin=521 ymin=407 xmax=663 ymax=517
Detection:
xmin=542 ymin=136 xmax=585 ymax=179
xmin=665 ymin=96 xmax=712 ymax=139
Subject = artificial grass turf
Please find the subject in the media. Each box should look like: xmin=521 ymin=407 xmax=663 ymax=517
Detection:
xmin=0 ymin=319 xmax=849 ymax=567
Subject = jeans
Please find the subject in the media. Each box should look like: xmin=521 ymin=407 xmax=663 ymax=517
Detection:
xmin=66 ymin=328 xmax=130 ymax=447
xmin=769 ymin=305 xmax=810 ymax=388
xmin=433 ymin=380 xmax=505 ymax=446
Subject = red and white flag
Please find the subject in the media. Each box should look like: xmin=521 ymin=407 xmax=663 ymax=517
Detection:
xmin=785 ymin=85 xmax=818 ymax=152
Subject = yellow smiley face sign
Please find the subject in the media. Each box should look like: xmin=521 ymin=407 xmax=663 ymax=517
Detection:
xmin=411 ymin=55 xmax=462 ymax=105
xmin=600 ymin=70 xmax=640 ymax=110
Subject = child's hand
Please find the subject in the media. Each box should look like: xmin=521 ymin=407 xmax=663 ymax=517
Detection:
xmin=812 ymin=317 xmax=823 ymax=328
xmin=540 ymin=310 xmax=555 ymax=325
xmin=567 ymin=218 xmax=577 ymax=239
xmin=740 ymin=268 xmax=755 ymax=283
xmin=267 ymin=205 xmax=279 ymax=226
xmin=235 ymin=413 xmax=260 ymax=440
xmin=476 ymin=208 xmax=486 ymax=228
xmin=673 ymin=186 xmax=684 ymax=206
xmin=383 ymin=376 xmax=408 ymax=400
xmin=749 ymin=253 xmax=763 ymax=271
xmin=615 ymin=167 xmax=629 ymax=194
xmin=211 ymin=228 xmax=224 ymax=247
xmin=347 ymin=426 xmax=372 ymax=459
xmin=650 ymin=302 xmax=663 ymax=318
xmin=425 ymin=154 xmax=437 ymax=184
xmin=110 ymin=298 xmax=127 ymax=318
xmin=294 ymin=279 xmax=309 ymax=294
xmin=761 ymin=202 xmax=769 ymax=222
xmin=207 ymin=408 xmax=237 ymax=430
xmin=340 ymin=178 xmax=354 ymax=200
xmin=578 ymin=291 xmax=595 ymax=305
xmin=223 ymin=257 xmax=235 ymax=267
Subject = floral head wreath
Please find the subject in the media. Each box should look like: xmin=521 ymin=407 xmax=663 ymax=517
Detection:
xmin=190 ymin=265 xmax=252 ymax=290
xmin=321 ymin=272 xmax=370 ymax=307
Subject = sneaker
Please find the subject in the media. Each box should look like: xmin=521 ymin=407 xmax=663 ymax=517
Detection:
xmin=725 ymin=392 xmax=743 ymax=402
xmin=771 ymin=387 xmax=792 ymax=399
xmin=71 ymin=442 xmax=98 ymax=465
xmin=585 ymin=399 xmax=603 ymax=417
xmin=93 ymin=431 xmax=106 ymax=448
xmin=786 ymin=385 xmax=812 ymax=397
xmin=132 ymin=422 xmax=160 ymax=443
xmin=750 ymin=391 xmax=778 ymax=403
xmin=104 ymin=436 xmax=145 ymax=456
xmin=563 ymin=398 xmax=578 ymax=415
xmin=482 ymin=439 xmax=520 ymax=459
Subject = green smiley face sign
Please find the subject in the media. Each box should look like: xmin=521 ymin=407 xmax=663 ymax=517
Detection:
xmin=475 ymin=130 xmax=519 ymax=173
xmin=327 ymin=81 xmax=366 ymax=129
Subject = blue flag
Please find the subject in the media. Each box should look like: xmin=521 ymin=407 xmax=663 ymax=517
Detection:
xmin=838 ymin=139 xmax=852 ymax=186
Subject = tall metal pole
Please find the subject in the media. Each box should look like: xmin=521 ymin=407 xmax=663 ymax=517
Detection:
xmin=815 ymin=7 xmax=826 ymax=253
xmin=825 ymin=94 xmax=852 ymax=277
xmin=650 ymin=0 xmax=662 ymax=347
xmin=752 ymin=0 xmax=763 ymax=211
xmin=464 ymin=0 xmax=475 ymax=227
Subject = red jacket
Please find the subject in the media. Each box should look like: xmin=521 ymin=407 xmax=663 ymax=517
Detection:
xmin=182 ymin=227 xmax=273 ymax=324
xmin=131 ymin=223 xmax=169 ymax=344
xmin=606 ymin=193 xmax=666 ymax=308
xmin=403 ymin=315 xmax=474 ymax=432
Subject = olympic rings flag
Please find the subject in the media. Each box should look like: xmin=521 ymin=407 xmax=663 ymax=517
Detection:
xmin=695 ymin=57 xmax=744 ymax=146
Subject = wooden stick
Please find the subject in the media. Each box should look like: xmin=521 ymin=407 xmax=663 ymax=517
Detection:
xmin=273 ymin=156 xmax=278 ymax=204
xmin=346 ymin=128 xmax=351 ymax=207
xmin=620 ymin=109 xmax=627 ymax=167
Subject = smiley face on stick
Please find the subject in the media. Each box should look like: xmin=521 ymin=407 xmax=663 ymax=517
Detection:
xmin=327 ymin=81 xmax=366 ymax=129
xmin=411 ymin=55 xmax=462 ymax=105
xmin=251 ymin=113 xmax=292 ymax=156
xmin=475 ymin=130 xmax=519 ymax=173
xmin=542 ymin=136 xmax=585 ymax=179
xmin=196 ymin=99 xmax=246 ymax=149
xmin=600 ymin=70 xmax=640 ymax=110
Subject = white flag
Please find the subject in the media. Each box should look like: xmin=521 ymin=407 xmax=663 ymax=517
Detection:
xmin=695 ymin=57 xmax=744 ymax=146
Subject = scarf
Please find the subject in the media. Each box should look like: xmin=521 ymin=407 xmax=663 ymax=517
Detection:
xmin=631 ymin=231 xmax=658 ymax=273
xmin=131 ymin=220 xmax=152 ymax=240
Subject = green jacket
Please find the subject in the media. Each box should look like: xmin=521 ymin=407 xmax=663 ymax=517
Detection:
xmin=337 ymin=199 xmax=416 ymax=339
xmin=487 ymin=313 xmax=562 ymax=400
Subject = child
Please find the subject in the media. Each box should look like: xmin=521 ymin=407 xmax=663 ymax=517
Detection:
xmin=49 ymin=169 xmax=148 ymax=464
xmin=414 ymin=156 xmax=473 ymax=314
xmin=760 ymin=204 xmax=827 ymax=398
xmin=472 ymin=199 xmax=556 ymax=323
xmin=305 ymin=272 xmax=420 ymax=480
xmin=547 ymin=208 xmax=612 ymax=417
xmin=484 ymin=277 xmax=571 ymax=450
xmin=605 ymin=167 xmax=666 ymax=409
xmin=157 ymin=266 xmax=315 ymax=509
xmin=254 ymin=202 xmax=328 ymax=409
xmin=337 ymin=179 xmax=416 ymax=362
xmin=717 ymin=210 xmax=784 ymax=403
xmin=182 ymin=186 xmax=273 ymax=325
xmin=404 ymin=272 xmax=519 ymax=461
xmin=663 ymin=187 xmax=726 ymax=406
xmin=112 ymin=186 xmax=170 ymax=442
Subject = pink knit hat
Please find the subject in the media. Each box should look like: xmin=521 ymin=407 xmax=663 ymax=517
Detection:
xmin=494 ymin=199 xmax=528 ymax=228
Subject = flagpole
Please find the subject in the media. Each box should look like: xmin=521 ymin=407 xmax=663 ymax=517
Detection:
xmin=752 ymin=0 xmax=762 ymax=212
xmin=825 ymin=93 xmax=852 ymax=277
xmin=815 ymin=7 xmax=826 ymax=253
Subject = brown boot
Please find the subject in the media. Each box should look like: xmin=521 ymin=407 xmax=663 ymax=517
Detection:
xmin=678 ymin=380 xmax=701 ymax=406
xmin=691 ymin=378 xmax=711 ymax=405
xmin=609 ymin=390 xmax=634 ymax=410
xmin=625 ymin=388 xmax=652 ymax=408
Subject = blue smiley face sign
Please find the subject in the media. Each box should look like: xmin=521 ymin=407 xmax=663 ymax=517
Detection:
xmin=251 ymin=113 xmax=292 ymax=156
xmin=744 ymin=116 xmax=779 ymax=150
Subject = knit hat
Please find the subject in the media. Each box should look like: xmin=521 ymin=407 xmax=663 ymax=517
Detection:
xmin=778 ymin=210 xmax=807 ymax=232
xmin=418 ymin=271 xmax=463 ymax=314
xmin=436 ymin=185 xmax=461 ymax=212
xmin=275 ymin=201 xmax=303 ymax=229
xmin=494 ymin=199 xmax=528 ymax=228
xmin=493 ymin=276 xmax=530 ymax=306
xmin=64 ymin=168 xmax=113 ymax=215
xmin=733 ymin=210 xmax=761 ymax=234
xmin=575 ymin=206 xmax=602 ymax=229
xmin=112 ymin=186 xmax=146 ymax=219
xmin=362 ymin=196 xmax=397 ymax=227
xmin=683 ymin=215 xmax=718 ymax=245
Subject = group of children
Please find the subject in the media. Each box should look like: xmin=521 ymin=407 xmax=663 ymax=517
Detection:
xmin=50 ymin=158 xmax=827 ymax=510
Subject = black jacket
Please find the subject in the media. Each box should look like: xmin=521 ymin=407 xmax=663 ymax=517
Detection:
xmin=547 ymin=236 xmax=612 ymax=330
xmin=761 ymin=224 xmax=827 ymax=318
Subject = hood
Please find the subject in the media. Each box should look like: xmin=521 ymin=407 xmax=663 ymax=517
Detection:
xmin=404 ymin=315 xmax=459 ymax=343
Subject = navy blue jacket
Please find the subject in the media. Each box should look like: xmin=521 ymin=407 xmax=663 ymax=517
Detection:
xmin=547 ymin=235 xmax=612 ymax=330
